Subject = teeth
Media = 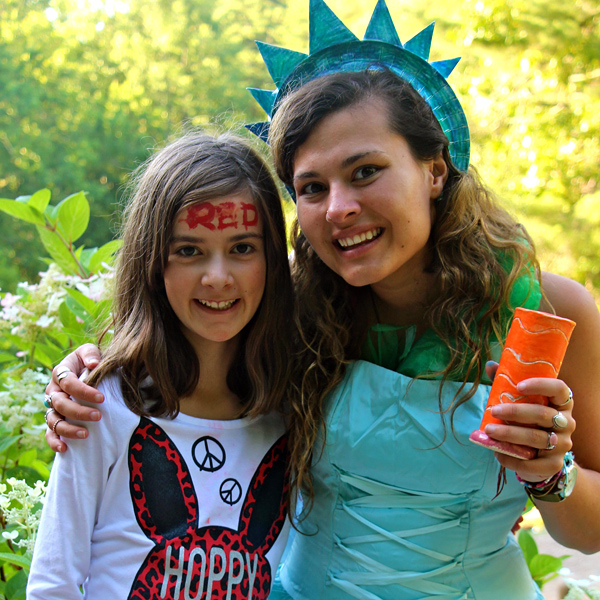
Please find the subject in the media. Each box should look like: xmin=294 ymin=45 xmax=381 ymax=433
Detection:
xmin=338 ymin=228 xmax=381 ymax=248
xmin=199 ymin=299 xmax=236 ymax=310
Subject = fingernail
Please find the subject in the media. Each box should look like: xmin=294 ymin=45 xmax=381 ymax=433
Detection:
xmin=490 ymin=406 xmax=501 ymax=416
xmin=57 ymin=445 xmax=65 ymax=453
xmin=485 ymin=360 xmax=496 ymax=368
xmin=91 ymin=411 xmax=101 ymax=421
xmin=485 ymin=424 xmax=499 ymax=435
xmin=94 ymin=393 xmax=103 ymax=403
xmin=77 ymin=430 xmax=87 ymax=438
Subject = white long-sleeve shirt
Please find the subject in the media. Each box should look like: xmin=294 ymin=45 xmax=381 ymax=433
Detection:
xmin=28 ymin=375 xmax=290 ymax=600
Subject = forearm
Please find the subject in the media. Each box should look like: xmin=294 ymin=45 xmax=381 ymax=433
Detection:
xmin=534 ymin=462 xmax=600 ymax=554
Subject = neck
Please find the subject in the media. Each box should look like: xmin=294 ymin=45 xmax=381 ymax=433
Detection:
xmin=369 ymin=268 xmax=438 ymax=332
xmin=179 ymin=337 xmax=244 ymax=420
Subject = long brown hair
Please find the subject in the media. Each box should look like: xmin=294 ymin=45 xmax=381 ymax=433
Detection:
xmin=269 ymin=69 xmax=540 ymax=511
xmin=89 ymin=132 xmax=294 ymax=419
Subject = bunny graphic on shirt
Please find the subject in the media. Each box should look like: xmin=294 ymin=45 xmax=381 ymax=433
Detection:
xmin=127 ymin=417 xmax=289 ymax=600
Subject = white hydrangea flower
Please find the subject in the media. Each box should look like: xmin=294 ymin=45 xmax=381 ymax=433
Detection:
xmin=0 ymin=478 xmax=47 ymax=554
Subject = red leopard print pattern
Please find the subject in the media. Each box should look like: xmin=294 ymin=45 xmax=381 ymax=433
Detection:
xmin=128 ymin=417 xmax=289 ymax=600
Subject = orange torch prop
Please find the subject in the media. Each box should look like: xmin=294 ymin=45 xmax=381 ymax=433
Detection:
xmin=469 ymin=307 xmax=576 ymax=459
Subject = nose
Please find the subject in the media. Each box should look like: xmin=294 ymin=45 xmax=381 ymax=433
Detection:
xmin=201 ymin=256 xmax=233 ymax=289
xmin=325 ymin=183 xmax=361 ymax=224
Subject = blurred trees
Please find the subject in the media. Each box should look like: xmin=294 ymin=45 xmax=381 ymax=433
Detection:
xmin=1 ymin=0 xmax=599 ymax=297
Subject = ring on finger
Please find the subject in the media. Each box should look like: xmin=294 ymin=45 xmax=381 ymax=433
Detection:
xmin=552 ymin=411 xmax=568 ymax=430
xmin=55 ymin=365 xmax=72 ymax=382
xmin=44 ymin=408 xmax=55 ymax=425
xmin=545 ymin=431 xmax=558 ymax=451
xmin=43 ymin=393 xmax=55 ymax=409
xmin=51 ymin=417 xmax=65 ymax=435
xmin=554 ymin=387 xmax=573 ymax=407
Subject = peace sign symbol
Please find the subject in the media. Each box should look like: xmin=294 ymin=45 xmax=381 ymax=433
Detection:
xmin=192 ymin=436 xmax=226 ymax=472
xmin=220 ymin=478 xmax=242 ymax=506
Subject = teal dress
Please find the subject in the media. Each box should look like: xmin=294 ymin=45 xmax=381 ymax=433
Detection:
xmin=271 ymin=273 xmax=544 ymax=600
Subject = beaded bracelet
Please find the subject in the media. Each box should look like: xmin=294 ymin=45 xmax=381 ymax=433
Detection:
xmin=517 ymin=452 xmax=577 ymax=503
xmin=516 ymin=466 xmax=563 ymax=491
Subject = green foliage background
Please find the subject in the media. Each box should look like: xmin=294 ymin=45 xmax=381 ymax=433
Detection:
xmin=0 ymin=0 xmax=599 ymax=298
xmin=0 ymin=1 xmax=599 ymax=595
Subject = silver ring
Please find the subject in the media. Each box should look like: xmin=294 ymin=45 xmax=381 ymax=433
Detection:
xmin=554 ymin=387 xmax=573 ymax=407
xmin=44 ymin=408 xmax=55 ymax=425
xmin=546 ymin=431 xmax=557 ymax=451
xmin=44 ymin=393 xmax=55 ymax=409
xmin=51 ymin=416 xmax=65 ymax=435
xmin=552 ymin=411 xmax=568 ymax=430
xmin=55 ymin=365 xmax=72 ymax=382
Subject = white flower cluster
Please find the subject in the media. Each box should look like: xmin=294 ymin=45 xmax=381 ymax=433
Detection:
xmin=0 ymin=478 xmax=47 ymax=555
xmin=0 ymin=369 xmax=49 ymax=449
xmin=0 ymin=264 xmax=66 ymax=335
xmin=0 ymin=263 xmax=114 ymax=343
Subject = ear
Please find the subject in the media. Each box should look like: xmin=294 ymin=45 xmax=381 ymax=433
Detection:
xmin=428 ymin=153 xmax=449 ymax=199
xmin=129 ymin=417 xmax=198 ymax=543
xmin=238 ymin=435 xmax=289 ymax=552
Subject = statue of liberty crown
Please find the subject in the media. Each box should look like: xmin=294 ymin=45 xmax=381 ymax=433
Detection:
xmin=246 ymin=0 xmax=470 ymax=173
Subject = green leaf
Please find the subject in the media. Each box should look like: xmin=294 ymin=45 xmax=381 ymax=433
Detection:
xmin=59 ymin=300 xmax=80 ymax=330
xmin=529 ymin=553 xmax=563 ymax=578
xmin=0 ymin=552 xmax=31 ymax=570
xmin=79 ymin=247 xmax=97 ymax=270
xmin=5 ymin=568 xmax=28 ymax=599
xmin=31 ymin=460 xmax=50 ymax=479
xmin=92 ymin=298 xmax=111 ymax=322
xmin=64 ymin=297 xmax=93 ymax=327
xmin=65 ymin=287 xmax=97 ymax=315
xmin=27 ymin=189 xmax=51 ymax=214
xmin=0 ymin=200 xmax=44 ymax=226
xmin=15 ymin=448 xmax=37 ymax=467
xmin=0 ymin=436 xmax=20 ymax=454
xmin=88 ymin=239 xmax=122 ymax=273
xmin=0 ymin=352 xmax=18 ymax=364
xmin=44 ymin=203 xmax=59 ymax=225
xmin=31 ymin=345 xmax=54 ymax=370
xmin=56 ymin=191 xmax=90 ymax=243
xmin=5 ymin=466 xmax=48 ymax=487
xmin=36 ymin=225 xmax=81 ymax=275
xmin=33 ymin=342 xmax=64 ymax=367
xmin=518 ymin=528 xmax=538 ymax=564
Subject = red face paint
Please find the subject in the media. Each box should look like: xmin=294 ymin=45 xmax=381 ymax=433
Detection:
xmin=182 ymin=203 xmax=216 ymax=231
xmin=181 ymin=201 xmax=260 ymax=232
xmin=241 ymin=203 xmax=258 ymax=229
xmin=215 ymin=202 xmax=237 ymax=231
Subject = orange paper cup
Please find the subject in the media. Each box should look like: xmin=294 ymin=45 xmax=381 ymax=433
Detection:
xmin=469 ymin=307 xmax=575 ymax=459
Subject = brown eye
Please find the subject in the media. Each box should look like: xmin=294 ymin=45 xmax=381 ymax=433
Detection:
xmin=176 ymin=246 xmax=199 ymax=257
xmin=354 ymin=166 xmax=379 ymax=180
xmin=299 ymin=182 xmax=326 ymax=196
xmin=232 ymin=243 xmax=255 ymax=255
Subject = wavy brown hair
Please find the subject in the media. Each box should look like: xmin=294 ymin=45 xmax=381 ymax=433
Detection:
xmin=88 ymin=132 xmax=294 ymax=420
xmin=269 ymin=69 xmax=541 ymax=512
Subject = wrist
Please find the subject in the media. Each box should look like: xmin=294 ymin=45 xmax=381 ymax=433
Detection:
xmin=518 ymin=452 xmax=577 ymax=503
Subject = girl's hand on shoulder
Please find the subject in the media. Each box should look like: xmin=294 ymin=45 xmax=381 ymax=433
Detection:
xmin=45 ymin=344 xmax=104 ymax=452
xmin=484 ymin=378 xmax=574 ymax=481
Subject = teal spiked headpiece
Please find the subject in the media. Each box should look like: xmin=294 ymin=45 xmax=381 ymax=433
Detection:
xmin=247 ymin=0 xmax=470 ymax=173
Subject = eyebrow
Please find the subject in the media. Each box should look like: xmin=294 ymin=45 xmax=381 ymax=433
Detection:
xmin=170 ymin=233 xmax=264 ymax=244
xmin=293 ymin=151 xmax=385 ymax=181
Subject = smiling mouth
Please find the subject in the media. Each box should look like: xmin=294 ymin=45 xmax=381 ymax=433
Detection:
xmin=336 ymin=228 xmax=382 ymax=250
xmin=196 ymin=299 xmax=239 ymax=311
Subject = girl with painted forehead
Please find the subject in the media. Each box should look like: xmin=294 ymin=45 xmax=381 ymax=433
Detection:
xmin=44 ymin=1 xmax=600 ymax=598
xmin=28 ymin=133 xmax=293 ymax=599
